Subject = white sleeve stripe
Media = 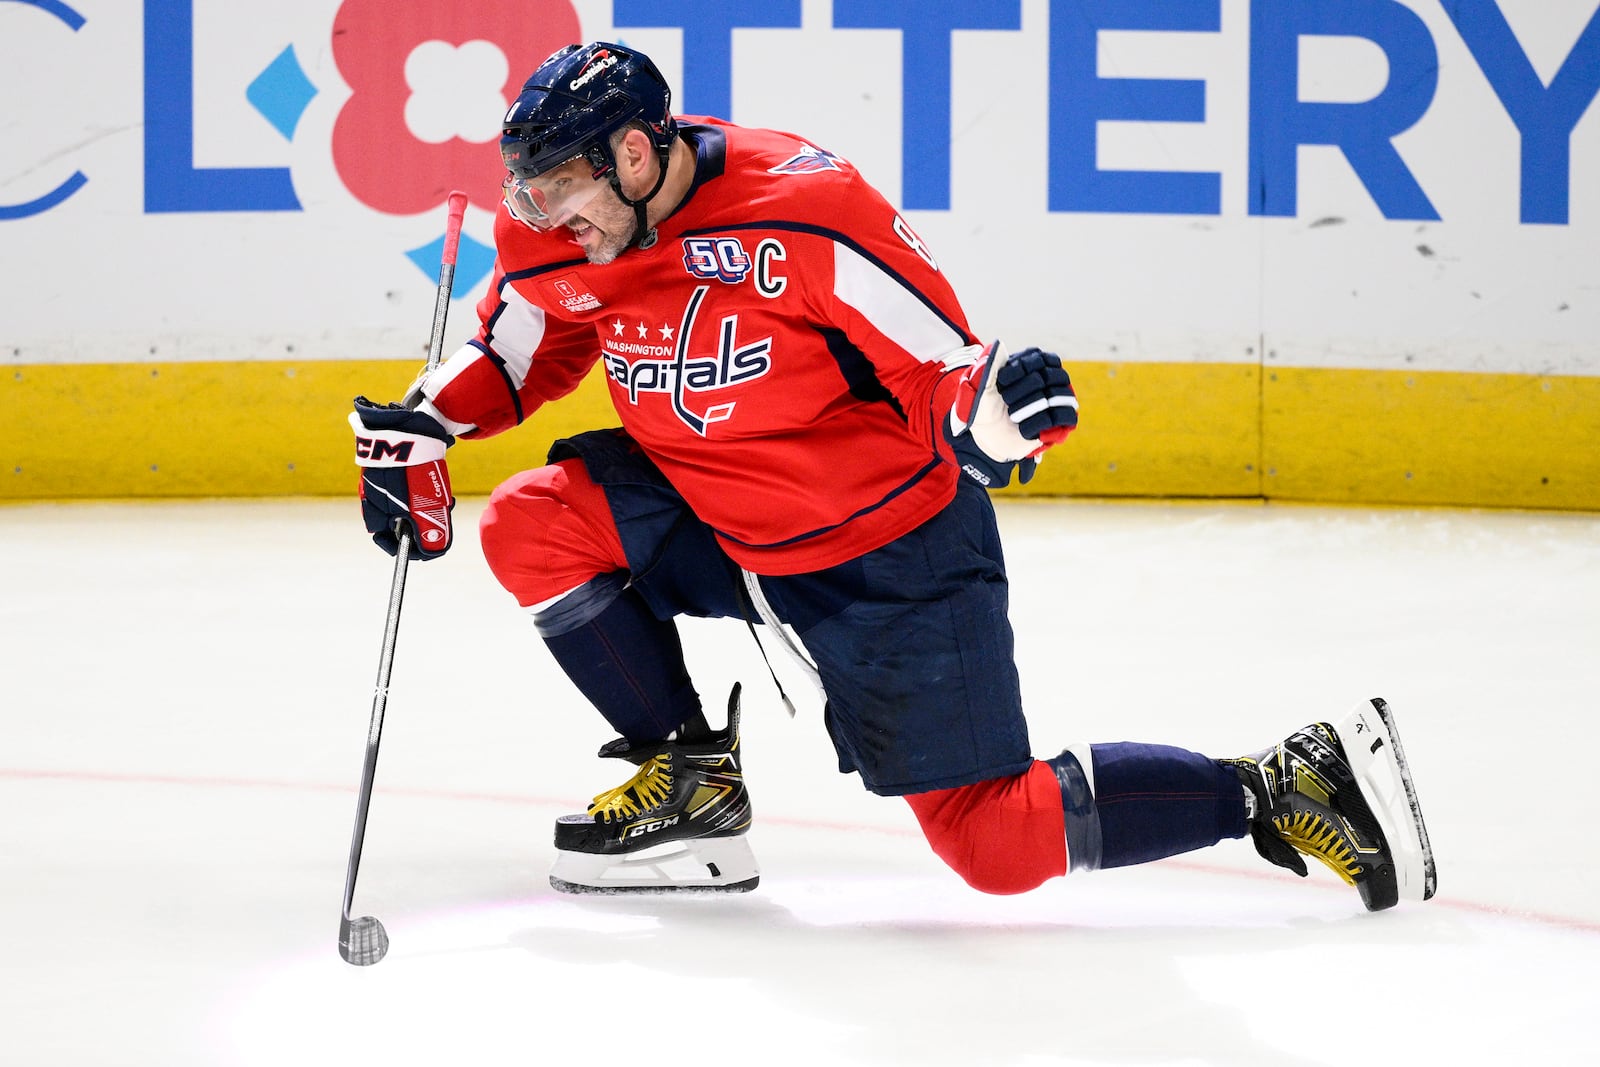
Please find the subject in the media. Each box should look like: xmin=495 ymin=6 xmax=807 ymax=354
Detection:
xmin=482 ymin=281 xmax=547 ymax=386
xmin=832 ymin=243 xmax=967 ymax=364
xmin=421 ymin=343 xmax=476 ymax=393
xmin=415 ymin=397 xmax=476 ymax=436
xmin=416 ymin=345 xmax=485 ymax=434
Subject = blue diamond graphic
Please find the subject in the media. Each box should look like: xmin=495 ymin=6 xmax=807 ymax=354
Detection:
xmin=406 ymin=229 xmax=495 ymax=297
xmin=247 ymin=45 xmax=318 ymax=142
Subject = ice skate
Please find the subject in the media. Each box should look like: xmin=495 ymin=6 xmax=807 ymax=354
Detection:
xmin=549 ymin=684 xmax=758 ymax=894
xmin=1225 ymin=697 xmax=1436 ymax=911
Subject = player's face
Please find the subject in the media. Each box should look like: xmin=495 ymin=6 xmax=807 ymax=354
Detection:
xmin=502 ymin=157 xmax=609 ymax=232
xmin=564 ymin=181 xmax=638 ymax=266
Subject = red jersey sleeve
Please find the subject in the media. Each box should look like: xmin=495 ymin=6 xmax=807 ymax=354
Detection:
xmin=420 ymin=237 xmax=600 ymax=439
xmin=791 ymin=168 xmax=979 ymax=462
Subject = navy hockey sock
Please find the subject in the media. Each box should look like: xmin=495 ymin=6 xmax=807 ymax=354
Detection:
xmin=538 ymin=581 xmax=702 ymax=743
xmin=1047 ymin=743 xmax=1248 ymax=870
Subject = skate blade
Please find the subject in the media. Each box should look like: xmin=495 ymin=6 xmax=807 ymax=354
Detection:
xmin=1336 ymin=698 xmax=1438 ymax=902
xmin=549 ymin=834 xmax=759 ymax=895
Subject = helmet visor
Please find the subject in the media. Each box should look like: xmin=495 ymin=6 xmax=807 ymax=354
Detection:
xmin=502 ymin=158 xmax=609 ymax=231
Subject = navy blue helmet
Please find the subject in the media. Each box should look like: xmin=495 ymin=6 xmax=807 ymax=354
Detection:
xmin=500 ymin=42 xmax=677 ymax=182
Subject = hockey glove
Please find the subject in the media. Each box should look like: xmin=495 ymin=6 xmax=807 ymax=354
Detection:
xmin=946 ymin=342 xmax=1078 ymax=487
xmin=350 ymin=396 xmax=456 ymax=559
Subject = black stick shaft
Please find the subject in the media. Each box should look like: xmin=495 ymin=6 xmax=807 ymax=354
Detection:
xmin=341 ymin=531 xmax=413 ymax=921
xmin=338 ymin=191 xmax=469 ymax=958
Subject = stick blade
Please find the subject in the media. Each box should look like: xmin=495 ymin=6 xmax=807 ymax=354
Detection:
xmin=339 ymin=914 xmax=389 ymax=966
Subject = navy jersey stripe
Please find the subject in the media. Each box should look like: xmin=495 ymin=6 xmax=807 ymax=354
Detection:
xmin=817 ymin=324 xmax=905 ymax=419
xmin=478 ymin=283 xmax=534 ymax=426
xmin=503 ymin=258 xmax=587 ymax=282
xmin=677 ymin=219 xmax=968 ymax=342
xmin=712 ymin=453 xmax=945 ymax=550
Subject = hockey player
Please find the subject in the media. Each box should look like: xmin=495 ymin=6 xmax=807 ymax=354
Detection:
xmin=351 ymin=41 xmax=1436 ymax=909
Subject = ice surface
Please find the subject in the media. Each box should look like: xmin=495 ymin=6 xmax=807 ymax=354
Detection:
xmin=2 ymin=497 xmax=1596 ymax=1065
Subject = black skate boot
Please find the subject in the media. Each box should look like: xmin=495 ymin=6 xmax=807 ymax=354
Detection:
xmin=1224 ymin=698 xmax=1437 ymax=912
xmin=549 ymin=684 xmax=757 ymax=894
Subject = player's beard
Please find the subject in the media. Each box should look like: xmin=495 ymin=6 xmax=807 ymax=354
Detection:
xmin=583 ymin=223 xmax=635 ymax=265
xmin=569 ymin=189 xmax=639 ymax=266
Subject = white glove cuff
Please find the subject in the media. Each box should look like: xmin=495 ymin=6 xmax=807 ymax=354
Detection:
xmin=953 ymin=342 xmax=1036 ymax=463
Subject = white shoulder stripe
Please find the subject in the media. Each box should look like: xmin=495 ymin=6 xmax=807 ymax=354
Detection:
xmin=832 ymin=243 xmax=967 ymax=364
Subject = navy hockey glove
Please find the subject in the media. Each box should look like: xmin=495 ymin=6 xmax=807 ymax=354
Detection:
xmin=350 ymin=396 xmax=456 ymax=559
xmin=946 ymin=342 xmax=1079 ymax=487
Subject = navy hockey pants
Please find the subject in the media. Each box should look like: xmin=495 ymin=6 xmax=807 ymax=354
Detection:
xmin=526 ymin=428 xmax=1036 ymax=797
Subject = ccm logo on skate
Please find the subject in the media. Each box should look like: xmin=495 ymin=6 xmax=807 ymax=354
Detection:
xmin=627 ymin=816 xmax=680 ymax=838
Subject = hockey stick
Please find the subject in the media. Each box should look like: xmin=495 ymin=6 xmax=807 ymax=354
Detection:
xmin=339 ymin=190 xmax=469 ymax=967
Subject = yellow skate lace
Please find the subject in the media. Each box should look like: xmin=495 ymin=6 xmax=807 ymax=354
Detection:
xmin=1275 ymin=810 xmax=1363 ymax=885
xmin=587 ymin=756 xmax=673 ymax=823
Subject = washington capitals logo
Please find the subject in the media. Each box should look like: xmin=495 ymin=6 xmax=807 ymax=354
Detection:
xmin=769 ymin=144 xmax=845 ymax=175
xmin=601 ymin=286 xmax=774 ymax=435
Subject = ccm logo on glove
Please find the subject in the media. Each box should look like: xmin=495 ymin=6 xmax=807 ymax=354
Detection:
xmin=354 ymin=436 xmax=419 ymax=463
xmin=350 ymin=396 xmax=457 ymax=559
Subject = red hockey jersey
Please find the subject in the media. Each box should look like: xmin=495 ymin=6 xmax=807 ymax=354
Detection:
xmin=423 ymin=118 xmax=980 ymax=576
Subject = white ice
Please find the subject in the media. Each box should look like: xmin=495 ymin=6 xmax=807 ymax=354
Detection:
xmin=3 ymin=496 xmax=1597 ymax=1066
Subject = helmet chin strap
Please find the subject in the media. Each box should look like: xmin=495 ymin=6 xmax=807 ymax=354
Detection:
xmin=608 ymin=144 xmax=672 ymax=250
